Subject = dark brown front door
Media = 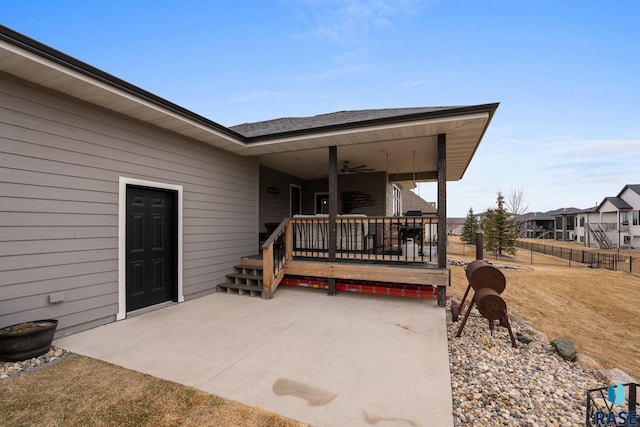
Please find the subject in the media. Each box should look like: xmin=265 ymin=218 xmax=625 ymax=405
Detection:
xmin=126 ymin=185 xmax=177 ymax=312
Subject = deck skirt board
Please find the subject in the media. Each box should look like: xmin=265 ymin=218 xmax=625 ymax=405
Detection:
xmin=284 ymin=259 xmax=449 ymax=287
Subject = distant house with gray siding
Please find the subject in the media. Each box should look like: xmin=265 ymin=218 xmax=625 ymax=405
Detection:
xmin=0 ymin=25 xmax=498 ymax=337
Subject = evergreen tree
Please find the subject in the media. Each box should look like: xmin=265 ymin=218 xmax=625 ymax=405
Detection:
xmin=461 ymin=207 xmax=479 ymax=244
xmin=481 ymin=192 xmax=518 ymax=256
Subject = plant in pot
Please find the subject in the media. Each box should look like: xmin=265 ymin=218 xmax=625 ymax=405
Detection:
xmin=0 ymin=319 xmax=58 ymax=362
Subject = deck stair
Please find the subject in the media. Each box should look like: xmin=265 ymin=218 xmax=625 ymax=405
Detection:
xmin=217 ymin=260 xmax=264 ymax=297
xmin=588 ymin=224 xmax=613 ymax=249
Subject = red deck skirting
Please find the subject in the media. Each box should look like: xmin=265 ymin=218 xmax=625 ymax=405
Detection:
xmin=280 ymin=277 xmax=437 ymax=299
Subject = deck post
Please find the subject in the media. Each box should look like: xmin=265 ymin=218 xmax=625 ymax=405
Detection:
xmin=262 ymin=245 xmax=273 ymax=299
xmin=476 ymin=231 xmax=484 ymax=260
xmin=437 ymin=133 xmax=447 ymax=307
xmin=328 ymin=145 xmax=337 ymax=295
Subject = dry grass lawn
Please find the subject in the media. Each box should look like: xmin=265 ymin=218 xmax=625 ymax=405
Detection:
xmin=448 ymin=238 xmax=640 ymax=381
xmin=0 ymin=356 xmax=309 ymax=427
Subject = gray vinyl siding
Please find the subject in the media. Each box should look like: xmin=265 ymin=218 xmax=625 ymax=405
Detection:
xmin=259 ymin=166 xmax=303 ymax=232
xmin=0 ymin=75 xmax=258 ymax=337
xmin=337 ymin=172 xmax=387 ymax=216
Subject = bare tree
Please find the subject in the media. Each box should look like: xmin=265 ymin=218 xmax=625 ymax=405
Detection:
xmin=506 ymin=188 xmax=529 ymax=237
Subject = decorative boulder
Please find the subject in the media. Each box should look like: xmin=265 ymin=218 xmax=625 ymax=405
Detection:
xmin=573 ymin=353 xmax=604 ymax=370
xmin=597 ymin=368 xmax=638 ymax=386
xmin=550 ymin=337 xmax=577 ymax=361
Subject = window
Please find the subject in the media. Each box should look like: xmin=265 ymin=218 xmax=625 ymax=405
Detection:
xmin=579 ymin=236 xmax=584 ymax=243
xmin=624 ymin=235 xmax=631 ymax=245
xmin=621 ymin=211 xmax=629 ymax=226
xmin=579 ymin=216 xmax=585 ymax=227
xmin=633 ymin=210 xmax=639 ymax=226
xmin=392 ymin=185 xmax=401 ymax=216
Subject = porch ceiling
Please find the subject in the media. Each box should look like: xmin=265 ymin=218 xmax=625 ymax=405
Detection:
xmin=250 ymin=113 xmax=491 ymax=181
xmin=0 ymin=25 xmax=498 ymax=183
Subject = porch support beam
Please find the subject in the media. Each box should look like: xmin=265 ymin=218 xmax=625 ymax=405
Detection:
xmin=328 ymin=145 xmax=338 ymax=295
xmin=388 ymin=171 xmax=438 ymax=182
xmin=437 ymin=133 xmax=447 ymax=307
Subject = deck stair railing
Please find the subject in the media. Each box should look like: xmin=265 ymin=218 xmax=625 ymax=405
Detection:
xmin=588 ymin=223 xmax=613 ymax=249
xmin=261 ymin=217 xmax=292 ymax=298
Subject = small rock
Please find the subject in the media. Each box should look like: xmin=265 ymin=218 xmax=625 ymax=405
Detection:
xmin=550 ymin=338 xmax=577 ymax=361
xmin=516 ymin=332 xmax=533 ymax=344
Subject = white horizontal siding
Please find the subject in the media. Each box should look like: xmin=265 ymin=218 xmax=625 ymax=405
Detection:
xmin=0 ymin=76 xmax=258 ymax=336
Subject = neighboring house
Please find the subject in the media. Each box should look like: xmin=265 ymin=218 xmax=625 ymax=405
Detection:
xmin=0 ymin=25 xmax=498 ymax=337
xmin=446 ymin=218 xmax=465 ymax=236
xmin=400 ymin=188 xmax=437 ymax=216
xmin=574 ymin=207 xmax=598 ymax=246
xmin=588 ymin=185 xmax=640 ymax=249
xmin=519 ymin=211 xmax=555 ymax=239
xmin=521 ymin=185 xmax=640 ymax=249
xmin=553 ymin=208 xmax=583 ymax=241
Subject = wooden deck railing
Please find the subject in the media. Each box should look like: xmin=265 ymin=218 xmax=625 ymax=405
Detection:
xmin=290 ymin=215 xmax=439 ymax=264
xmin=261 ymin=215 xmax=441 ymax=298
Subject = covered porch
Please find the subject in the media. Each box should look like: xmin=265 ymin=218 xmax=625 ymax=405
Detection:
xmin=227 ymin=105 xmax=499 ymax=304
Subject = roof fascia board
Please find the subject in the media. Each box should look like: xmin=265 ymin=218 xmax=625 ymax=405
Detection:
xmin=245 ymin=112 xmax=491 ymax=148
xmin=245 ymin=104 xmax=499 ymax=143
xmin=453 ymin=102 xmax=499 ymax=180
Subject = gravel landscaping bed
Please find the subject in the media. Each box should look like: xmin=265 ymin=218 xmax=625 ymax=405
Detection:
xmin=447 ymin=302 xmax=605 ymax=427
xmin=1 ymin=346 xmax=75 ymax=380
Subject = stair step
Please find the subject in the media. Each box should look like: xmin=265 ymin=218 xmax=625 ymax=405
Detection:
xmin=233 ymin=265 xmax=264 ymax=276
xmin=217 ymin=282 xmax=263 ymax=297
xmin=234 ymin=264 xmax=263 ymax=271
xmin=239 ymin=256 xmax=263 ymax=267
xmin=226 ymin=273 xmax=263 ymax=282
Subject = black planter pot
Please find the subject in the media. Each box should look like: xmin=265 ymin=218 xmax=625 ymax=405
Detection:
xmin=0 ymin=319 xmax=58 ymax=362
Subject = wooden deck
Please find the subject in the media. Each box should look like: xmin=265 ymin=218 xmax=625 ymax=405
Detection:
xmin=284 ymin=259 xmax=449 ymax=287
xmin=258 ymin=217 xmax=449 ymax=302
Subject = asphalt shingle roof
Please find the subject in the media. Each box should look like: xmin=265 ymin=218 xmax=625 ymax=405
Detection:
xmin=602 ymin=197 xmax=633 ymax=210
xmin=621 ymin=184 xmax=640 ymax=196
xmin=230 ymin=107 xmax=462 ymax=138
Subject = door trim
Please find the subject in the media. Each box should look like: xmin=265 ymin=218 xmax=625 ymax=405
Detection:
xmin=118 ymin=177 xmax=183 ymax=320
xmin=290 ymin=184 xmax=301 ymax=217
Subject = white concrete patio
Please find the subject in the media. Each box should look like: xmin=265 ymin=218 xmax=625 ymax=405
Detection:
xmin=55 ymin=286 xmax=453 ymax=427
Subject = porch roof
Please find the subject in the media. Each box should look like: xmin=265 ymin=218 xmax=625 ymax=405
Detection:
xmin=0 ymin=24 xmax=498 ymax=182
xmin=598 ymin=197 xmax=633 ymax=211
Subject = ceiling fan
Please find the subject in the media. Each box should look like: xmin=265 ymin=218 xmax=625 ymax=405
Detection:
xmin=341 ymin=160 xmax=374 ymax=173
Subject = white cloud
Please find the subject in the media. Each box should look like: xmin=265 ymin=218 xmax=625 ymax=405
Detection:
xmin=553 ymin=137 xmax=640 ymax=158
xmin=290 ymin=0 xmax=422 ymax=46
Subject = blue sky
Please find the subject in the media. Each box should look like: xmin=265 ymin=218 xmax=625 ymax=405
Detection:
xmin=2 ymin=1 xmax=638 ymax=216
